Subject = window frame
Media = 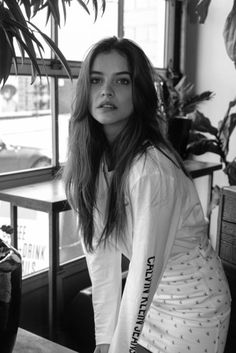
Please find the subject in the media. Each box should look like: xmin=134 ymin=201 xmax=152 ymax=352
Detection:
xmin=0 ymin=0 xmax=182 ymax=280
xmin=0 ymin=0 xmax=180 ymax=189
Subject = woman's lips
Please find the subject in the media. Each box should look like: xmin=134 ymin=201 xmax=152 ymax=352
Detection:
xmin=98 ymin=101 xmax=117 ymax=109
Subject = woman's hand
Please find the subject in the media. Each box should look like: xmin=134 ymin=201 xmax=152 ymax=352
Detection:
xmin=94 ymin=344 xmax=110 ymax=353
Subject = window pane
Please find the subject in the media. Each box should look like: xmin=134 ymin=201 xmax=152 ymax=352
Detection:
xmin=17 ymin=209 xmax=49 ymax=276
xmin=59 ymin=211 xmax=84 ymax=264
xmin=0 ymin=76 xmax=52 ymax=174
xmin=58 ymin=78 xmax=77 ymax=164
xmin=124 ymin=0 xmax=166 ymax=67
xmin=0 ymin=205 xmax=49 ymax=277
xmin=58 ymin=0 xmax=118 ymax=61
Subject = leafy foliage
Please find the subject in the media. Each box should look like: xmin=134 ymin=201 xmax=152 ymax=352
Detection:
xmin=187 ymin=99 xmax=236 ymax=185
xmin=157 ymin=67 xmax=236 ymax=186
xmin=0 ymin=0 xmax=106 ymax=85
xmin=157 ymin=67 xmax=214 ymax=121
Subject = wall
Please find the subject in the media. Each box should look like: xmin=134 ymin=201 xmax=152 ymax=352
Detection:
xmin=184 ymin=0 xmax=236 ymax=246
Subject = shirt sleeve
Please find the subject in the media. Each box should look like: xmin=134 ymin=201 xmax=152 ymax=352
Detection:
xmin=83 ymin=239 xmax=122 ymax=345
xmin=108 ymin=171 xmax=183 ymax=353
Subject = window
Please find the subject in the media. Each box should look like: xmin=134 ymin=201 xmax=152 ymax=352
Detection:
xmin=0 ymin=0 xmax=179 ymax=276
xmin=123 ymin=0 xmax=167 ymax=67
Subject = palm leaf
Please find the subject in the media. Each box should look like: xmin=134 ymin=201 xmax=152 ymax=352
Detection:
xmin=31 ymin=0 xmax=44 ymax=18
xmin=30 ymin=21 xmax=72 ymax=79
xmin=61 ymin=0 xmax=67 ymax=25
xmin=18 ymin=0 xmax=32 ymax=19
xmin=13 ymin=33 xmax=42 ymax=81
xmin=4 ymin=0 xmax=38 ymax=64
xmin=46 ymin=0 xmax=61 ymax=26
xmin=6 ymin=17 xmax=44 ymax=52
xmin=75 ymin=0 xmax=90 ymax=15
xmin=0 ymin=28 xmax=14 ymax=85
xmin=2 ymin=28 xmax=18 ymax=76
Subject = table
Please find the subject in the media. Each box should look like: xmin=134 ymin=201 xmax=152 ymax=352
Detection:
xmin=13 ymin=328 xmax=77 ymax=353
xmin=0 ymin=179 xmax=70 ymax=340
xmin=0 ymin=160 xmax=222 ymax=339
xmin=184 ymin=159 xmax=222 ymax=178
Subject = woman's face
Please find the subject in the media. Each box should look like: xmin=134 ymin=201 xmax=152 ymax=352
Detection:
xmin=89 ymin=50 xmax=134 ymax=143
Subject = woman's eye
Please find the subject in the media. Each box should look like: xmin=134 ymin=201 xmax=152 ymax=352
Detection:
xmin=116 ymin=78 xmax=130 ymax=85
xmin=90 ymin=77 xmax=101 ymax=84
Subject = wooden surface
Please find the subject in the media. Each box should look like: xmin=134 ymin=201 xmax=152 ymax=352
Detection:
xmin=0 ymin=179 xmax=70 ymax=212
xmin=0 ymin=160 xmax=222 ymax=210
xmin=13 ymin=328 xmax=78 ymax=353
xmin=184 ymin=159 xmax=222 ymax=178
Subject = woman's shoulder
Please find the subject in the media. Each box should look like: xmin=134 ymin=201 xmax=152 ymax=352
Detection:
xmin=129 ymin=146 xmax=177 ymax=182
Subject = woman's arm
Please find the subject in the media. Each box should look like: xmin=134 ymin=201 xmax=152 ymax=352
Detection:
xmin=84 ymin=238 xmax=122 ymax=346
xmin=108 ymin=170 xmax=183 ymax=353
xmin=94 ymin=344 xmax=110 ymax=353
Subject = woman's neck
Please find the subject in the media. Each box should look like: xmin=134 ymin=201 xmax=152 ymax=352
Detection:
xmin=104 ymin=148 xmax=115 ymax=171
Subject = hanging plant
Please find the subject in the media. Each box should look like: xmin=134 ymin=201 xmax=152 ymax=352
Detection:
xmin=0 ymin=0 xmax=106 ymax=86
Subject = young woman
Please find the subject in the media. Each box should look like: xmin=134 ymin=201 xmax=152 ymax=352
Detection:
xmin=63 ymin=37 xmax=231 ymax=353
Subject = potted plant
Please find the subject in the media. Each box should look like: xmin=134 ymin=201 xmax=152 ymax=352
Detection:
xmin=0 ymin=0 xmax=106 ymax=86
xmin=187 ymin=98 xmax=236 ymax=186
xmin=156 ymin=66 xmax=214 ymax=158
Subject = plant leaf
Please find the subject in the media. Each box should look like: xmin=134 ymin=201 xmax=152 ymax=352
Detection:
xmin=218 ymin=113 xmax=236 ymax=156
xmin=195 ymin=0 xmax=211 ymax=24
xmin=18 ymin=0 xmax=32 ymax=20
xmin=5 ymin=17 xmax=44 ymax=52
xmin=61 ymin=0 xmax=67 ymax=25
xmin=29 ymin=21 xmax=72 ymax=80
xmin=223 ymin=0 xmax=236 ymax=65
xmin=187 ymin=138 xmax=224 ymax=157
xmin=75 ymin=0 xmax=90 ymax=15
xmin=188 ymin=110 xmax=218 ymax=136
xmin=2 ymin=28 xmax=18 ymax=77
xmin=47 ymin=0 xmax=61 ymax=26
xmin=0 ymin=27 xmax=13 ymax=85
xmin=31 ymin=0 xmax=44 ymax=18
xmin=12 ymin=34 xmax=42 ymax=82
xmin=188 ymin=131 xmax=206 ymax=144
xmin=183 ymin=91 xmax=214 ymax=114
xmin=4 ymin=0 xmax=38 ymax=63
xmin=208 ymin=185 xmax=221 ymax=215
xmin=225 ymin=158 xmax=236 ymax=185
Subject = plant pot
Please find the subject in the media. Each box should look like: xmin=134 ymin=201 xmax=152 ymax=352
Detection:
xmin=168 ymin=117 xmax=192 ymax=159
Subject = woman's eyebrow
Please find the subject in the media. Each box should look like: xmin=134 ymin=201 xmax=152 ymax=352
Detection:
xmin=115 ymin=71 xmax=131 ymax=76
xmin=90 ymin=70 xmax=103 ymax=75
xmin=90 ymin=70 xmax=131 ymax=76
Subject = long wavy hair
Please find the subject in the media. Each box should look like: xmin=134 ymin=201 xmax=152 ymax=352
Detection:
xmin=63 ymin=36 xmax=188 ymax=252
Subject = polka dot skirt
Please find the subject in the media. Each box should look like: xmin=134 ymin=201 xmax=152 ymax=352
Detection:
xmin=138 ymin=244 xmax=231 ymax=353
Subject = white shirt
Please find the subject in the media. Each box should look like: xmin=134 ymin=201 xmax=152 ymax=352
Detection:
xmin=83 ymin=147 xmax=208 ymax=353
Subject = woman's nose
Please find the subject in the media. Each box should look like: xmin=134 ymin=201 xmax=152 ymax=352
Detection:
xmin=101 ymin=81 xmax=114 ymax=97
